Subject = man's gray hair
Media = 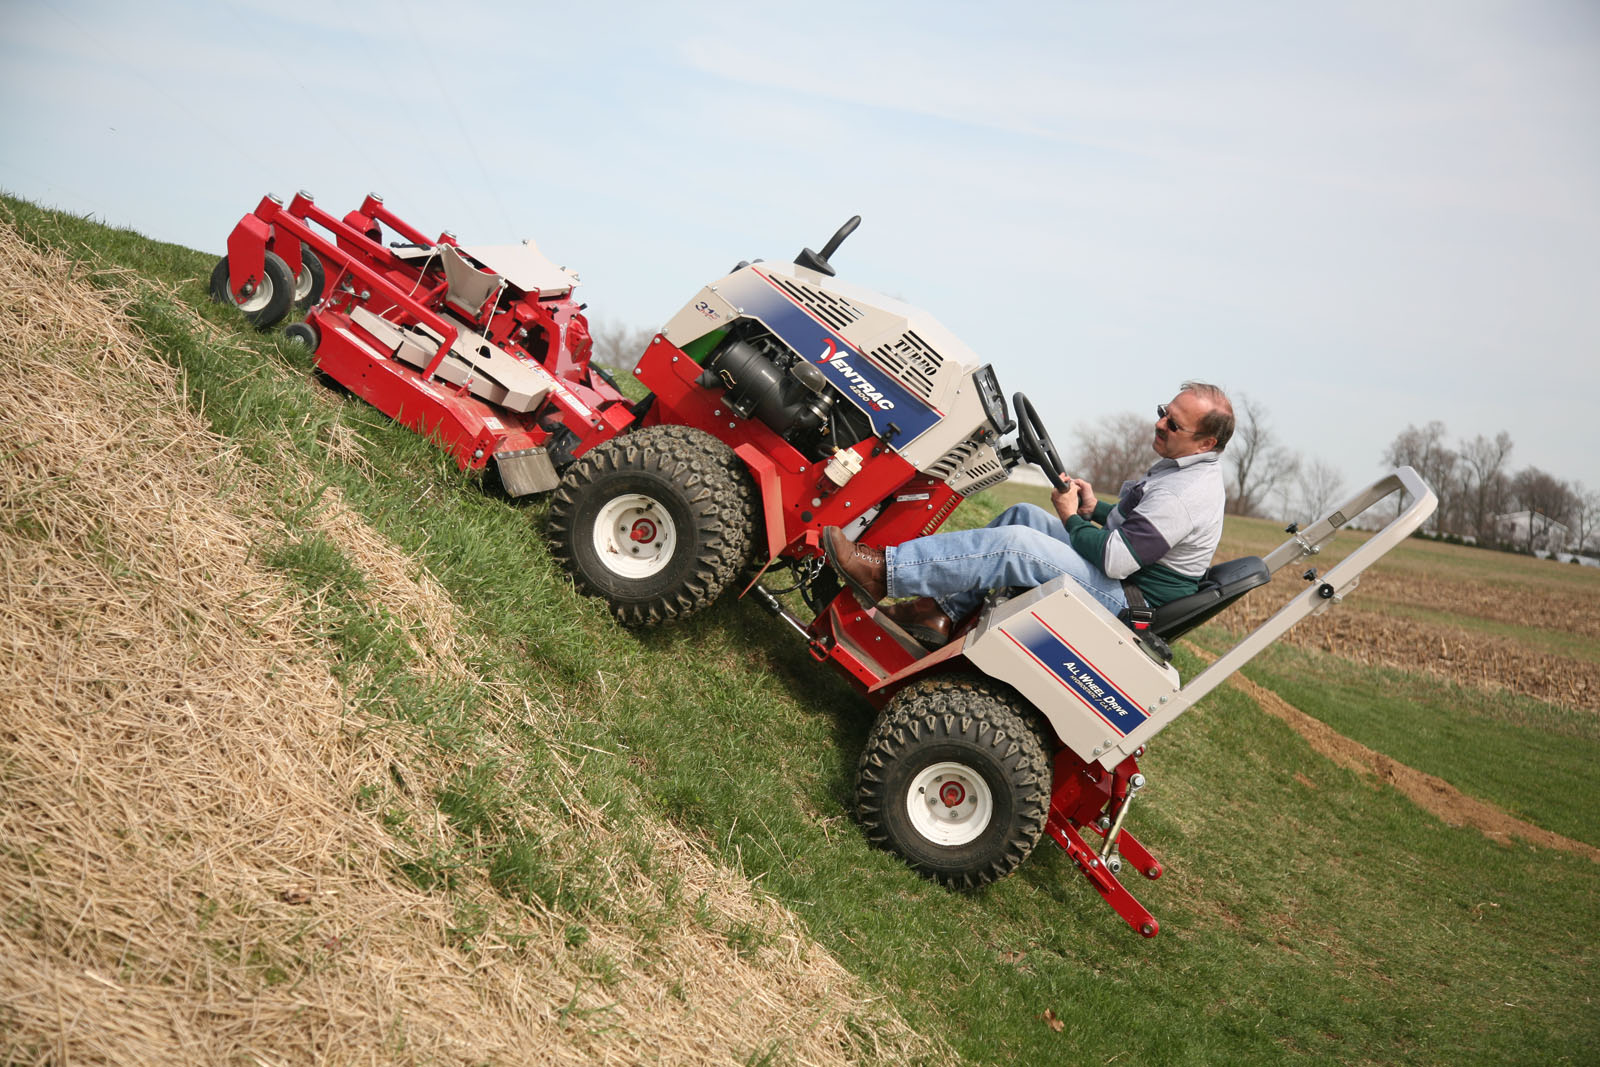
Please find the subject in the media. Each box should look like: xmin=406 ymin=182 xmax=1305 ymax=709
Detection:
xmin=1180 ymin=381 xmax=1235 ymax=452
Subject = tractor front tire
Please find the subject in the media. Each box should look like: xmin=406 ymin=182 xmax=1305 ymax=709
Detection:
xmin=548 ymin=426 xmax=755 ymax=626
xmin=857 ymin=676 xmax=1051 ymax=889
xmin=209 ymin=251 xmax=295 ymax=329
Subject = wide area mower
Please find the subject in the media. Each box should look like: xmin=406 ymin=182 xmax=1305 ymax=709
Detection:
xmin=213 ymin=198 xmax=1436 ymax=937
xmin=212 ymin=191 xmax=632 ymax=494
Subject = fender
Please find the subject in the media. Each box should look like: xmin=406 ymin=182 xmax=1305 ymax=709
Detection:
xmin=734 ymin=442 xmax=787 ymax=564
xmin=224 ymin=213 xmax=271 ymax=297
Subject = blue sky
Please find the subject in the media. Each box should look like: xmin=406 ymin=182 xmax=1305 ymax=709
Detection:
xmin=3 ymin=1 xmax=1596 ymax=500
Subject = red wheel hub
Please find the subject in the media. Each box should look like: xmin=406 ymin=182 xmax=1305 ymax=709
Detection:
xmin=939 ymin=781 xmax=966 ymax=807
xmin=629 ymin=518 xmax=658 ymax=544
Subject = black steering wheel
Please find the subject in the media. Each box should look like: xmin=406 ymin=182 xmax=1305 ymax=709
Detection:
xmin=1012 ymin=391 xmax=1068 ymax=491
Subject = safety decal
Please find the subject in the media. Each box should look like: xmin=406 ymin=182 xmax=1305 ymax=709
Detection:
xmin=1002 ymin=612 xmax=1150 ymax=736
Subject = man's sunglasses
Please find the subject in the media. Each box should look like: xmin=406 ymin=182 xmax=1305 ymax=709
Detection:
xmin=1157 ymin=403 xmax=1196 ymax=436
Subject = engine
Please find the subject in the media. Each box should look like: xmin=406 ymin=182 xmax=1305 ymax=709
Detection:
xmin=694 ymin=324 xmax=873 ymax=462
xmin=659 ymin=252 xmax=1018 ymax=497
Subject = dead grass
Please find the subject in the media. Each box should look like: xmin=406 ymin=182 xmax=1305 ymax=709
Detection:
xmin=0 ymin=220 xmax=944 ymax=1066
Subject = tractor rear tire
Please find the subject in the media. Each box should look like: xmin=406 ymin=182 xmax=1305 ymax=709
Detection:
xmin=857 ymin=676 xmax=1051 ymax=889
xmin=292 ymin=243 xmax=326 ymax=310
xmin=548 ymin=426 xmax=756 ymax=626
xmin=209 ymin=251 xmax=295 ymax=329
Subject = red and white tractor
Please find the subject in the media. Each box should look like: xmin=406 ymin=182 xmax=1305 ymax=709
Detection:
xmin=213 ymin=201 xmax=1436 ymax=936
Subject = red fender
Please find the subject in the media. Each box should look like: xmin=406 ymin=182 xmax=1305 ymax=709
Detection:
xmin=734 ymin=443 xmax=788 ymax=564
xmin=224 ymin=213 xmax=271 ymax=297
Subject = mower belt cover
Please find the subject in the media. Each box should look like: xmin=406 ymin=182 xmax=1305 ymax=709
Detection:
xmin=350 ymin=307 xmax=552 ymax=413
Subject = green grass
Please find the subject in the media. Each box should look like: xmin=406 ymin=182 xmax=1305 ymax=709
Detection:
xmin=1191 ymin=628 xmax=1600 ymax=849
xmin=8 ymin=193 xmax=1599 ymax=1066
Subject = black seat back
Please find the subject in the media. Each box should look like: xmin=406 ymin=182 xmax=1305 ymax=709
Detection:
xmin=1148 ymin=556 xmax=1271 ymax=642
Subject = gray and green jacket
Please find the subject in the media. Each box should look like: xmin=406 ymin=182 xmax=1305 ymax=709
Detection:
xmin=1063 ymin=450 xmax=1225 ymax=607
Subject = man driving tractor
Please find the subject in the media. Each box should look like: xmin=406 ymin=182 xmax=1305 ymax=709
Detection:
xmin=823 ymin=382 xmax=1235 ymax=646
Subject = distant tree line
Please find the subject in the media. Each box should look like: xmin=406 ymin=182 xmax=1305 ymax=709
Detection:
xmin=589 ymin=318 xmax=658 ymax=372
xmin=1381 ymin=421 xmax=1598 ymax=556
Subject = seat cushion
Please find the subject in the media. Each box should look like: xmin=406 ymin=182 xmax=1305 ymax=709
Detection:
xmin=1147 ymin=556 xmax=1271 ymax=641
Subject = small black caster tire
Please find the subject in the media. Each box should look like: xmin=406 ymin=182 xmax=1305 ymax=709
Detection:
xmin=292 ymin=243 xmax=326 ymax=309
xmin=284 ymin=321 xmax=320 ymax=349
xmin=209 ymin=251 xmax=296 ymax=329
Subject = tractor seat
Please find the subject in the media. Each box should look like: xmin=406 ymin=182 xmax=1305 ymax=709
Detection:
xmin=1144 ymin=556 xmax=1271 ymax=643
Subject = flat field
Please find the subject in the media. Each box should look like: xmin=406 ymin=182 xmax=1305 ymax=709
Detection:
xmin=5 ymin=195 xmax=1596 ymax=1066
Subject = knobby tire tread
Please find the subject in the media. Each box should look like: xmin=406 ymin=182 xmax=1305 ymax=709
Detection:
xmin=856 ymin=675 xmax=1051 ymax=889
xmin=547 ymin=425 xmax=756 ymax=626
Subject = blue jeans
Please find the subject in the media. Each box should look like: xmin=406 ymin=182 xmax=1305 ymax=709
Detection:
xmin=884 ymin=503 xmax=1129 ymax=622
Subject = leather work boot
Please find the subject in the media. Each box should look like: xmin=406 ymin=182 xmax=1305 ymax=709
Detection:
xmin=878 ymin=597 xmax=953 ymax=648
xmin=821 ymin=526 xmax=887 ymax=603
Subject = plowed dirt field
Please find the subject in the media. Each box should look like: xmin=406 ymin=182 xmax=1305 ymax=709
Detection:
xmin=1215 ymin=534 xmax=1600 ymax=713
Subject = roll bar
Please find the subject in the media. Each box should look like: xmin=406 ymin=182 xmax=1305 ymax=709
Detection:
xmin=1109 ymin=466 xmax=1437 ymax=758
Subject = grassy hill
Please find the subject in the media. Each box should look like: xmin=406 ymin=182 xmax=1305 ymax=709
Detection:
xmin=4 ymin=194 xmax=1596 ymax=1065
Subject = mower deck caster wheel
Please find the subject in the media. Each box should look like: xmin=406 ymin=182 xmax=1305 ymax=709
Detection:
xmin=210 ymin=251 xmax=295 ymax=329
xmin=284 ymin=321 xmax=320 ymax=349
xmin=292 ymin=243 xmax=326 ymax=310
xmin=856 ymin=676 xmax=1050 ymax=889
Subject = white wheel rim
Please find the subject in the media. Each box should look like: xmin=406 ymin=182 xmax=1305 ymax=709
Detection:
xmin=294 ymin=264 xmax=314 ymax=301
xmin=906 ymin=761 xmax=993 ymax=846
xmin=236 ymin=273 xmax=275 ymax=313
xmin=592 ymin=493 xmax=677 ymax=579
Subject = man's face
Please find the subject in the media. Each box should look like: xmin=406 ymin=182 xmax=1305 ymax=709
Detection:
xmin=1153 ymin=391 xmax=1217 ymax=460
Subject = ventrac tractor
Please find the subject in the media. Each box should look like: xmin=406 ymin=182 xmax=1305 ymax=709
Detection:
xmin=214 ymin=195 xmax=1436 ymax=937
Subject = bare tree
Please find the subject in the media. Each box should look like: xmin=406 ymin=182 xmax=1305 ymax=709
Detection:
xmin=589 ymin=318 xmax=657 ymax=372
xmin=1458 ymin=431 xmax=1514 ymax=544
xmin=1509 ymin=467 xmax=1575 ymax=554
xmin=1071 ymin=412 xmax=1154 ymax=491
xmin=1226 ymin=394 xmax=1300 ymax=518
xmin=1382 ymin=422 xmax=1457 ymax=534
xmin=1293 ymin=458 xmax=1347 ymax=523
xmin=1572 ymin=484 xmax=1600 ymax=556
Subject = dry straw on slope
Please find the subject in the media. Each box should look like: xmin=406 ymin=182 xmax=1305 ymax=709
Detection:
xmin=0 ymin=219 xmax=943 ymax=1066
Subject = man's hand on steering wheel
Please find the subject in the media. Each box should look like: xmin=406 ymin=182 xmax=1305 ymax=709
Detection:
xmin=1050 ymin=480 xmax=1080 ymax=525
xmin=1070 ymin=477 xmax=1097 ymax=518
